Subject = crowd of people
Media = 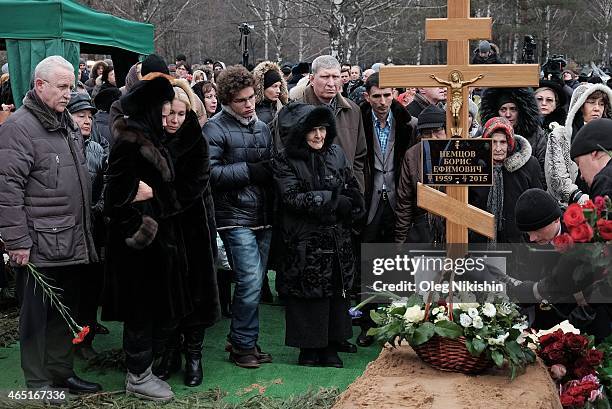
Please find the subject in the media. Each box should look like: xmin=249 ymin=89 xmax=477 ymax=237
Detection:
xmin=0 ymin=42 xmax=611 ymax=402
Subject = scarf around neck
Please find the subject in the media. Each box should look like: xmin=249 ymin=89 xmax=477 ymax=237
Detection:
xmin=222 ymin=104 xmax=258 ymax=126
xmin=23 ymin=89 xmax=73 ymax=132
xmin=487 ymin=164 xmax=504 ymax=244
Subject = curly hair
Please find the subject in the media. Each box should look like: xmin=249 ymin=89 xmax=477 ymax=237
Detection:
xmin=216 ymin=65 xmax=255 ymax=105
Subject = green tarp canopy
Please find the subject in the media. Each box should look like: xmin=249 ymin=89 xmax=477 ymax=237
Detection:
xmin=0 ymin=0 xmax=155 ymax=107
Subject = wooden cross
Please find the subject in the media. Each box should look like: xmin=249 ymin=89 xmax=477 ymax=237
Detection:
xmin=380 ymin=0 xmax=539 ymax=245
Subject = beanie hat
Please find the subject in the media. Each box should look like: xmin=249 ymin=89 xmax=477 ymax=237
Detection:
xmin=263 ymin=69 xmax=282 ymax=89
xmin=293 ymin=62 xmax=310 ymax=76
xmin=482 ymin=117 xmax=515 ymax=152
xmin=67 ymin=92 xmax=97 ymax=115
xmin=141 ymin=54 xmax=169 ymax=76
xmin=94 ymin=87 xmax=122 ymax=112
xmin=570 ymin=118 xmax=612 ymax=159
xmin=515 ymin=188 xmax=562 ymax=232
xmin=417 ymin=105 xmax=446 ymax=131
xmin=496 ymin=91 xmax=516 ymax=110
xmin=479 ymin=40 xmax=491 ymax=53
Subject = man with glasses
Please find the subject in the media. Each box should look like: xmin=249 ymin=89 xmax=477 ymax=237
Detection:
xmin=202 ymin=65 xmax=274 ymax=369
xmin=0 ymin=55 xmax=101 ymax=394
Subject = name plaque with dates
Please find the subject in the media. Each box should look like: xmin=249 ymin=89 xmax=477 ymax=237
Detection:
xmin=421 ymin=138 xmax=493 ymax=186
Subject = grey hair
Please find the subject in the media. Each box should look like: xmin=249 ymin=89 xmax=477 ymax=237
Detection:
xmin=34 ymin=56 xmax=74 ymax=80
xmin=311 ymin=55 xmax=340 ymax=75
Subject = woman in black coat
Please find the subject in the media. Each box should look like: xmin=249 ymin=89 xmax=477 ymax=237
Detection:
xmin=102 ymin=75 xmax=191 ymax=401
xmin=273 ymin=103 xmax=364 ymax=368
xmin=152 ymin=79 xmax=220 ymax=387
xmin=469 ymin=117 xmax=543 ymax=244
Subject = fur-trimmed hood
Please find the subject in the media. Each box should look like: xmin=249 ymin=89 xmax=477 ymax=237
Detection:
xmin=282 ymin=102 xmax=337 ymax=160
xmin=253 ymin=61 xmax=288 ymax=105
xmin=480 ymin=88 xmax=541 ymax=139
xmin=563 ymin=83 xmax=612 ymax=137
xmin=504 ymin=134 xmax=532 ymax=173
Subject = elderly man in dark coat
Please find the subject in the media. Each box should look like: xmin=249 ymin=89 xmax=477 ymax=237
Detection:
xmin=570 ymin=118 xmax=612 ymax=199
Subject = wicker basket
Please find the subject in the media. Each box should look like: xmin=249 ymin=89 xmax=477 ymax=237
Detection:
xmin=411 ymin=335 xmax=493 ymax=374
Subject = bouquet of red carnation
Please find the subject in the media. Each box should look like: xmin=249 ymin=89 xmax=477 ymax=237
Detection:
xmin=560 ymin=374 xmax=605 ymax=408
xmin=539 ymin=330 xmax=603 ymax=381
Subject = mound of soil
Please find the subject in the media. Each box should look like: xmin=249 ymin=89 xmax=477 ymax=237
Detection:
xmin=334 ymin=345 xmax=561 ymax=409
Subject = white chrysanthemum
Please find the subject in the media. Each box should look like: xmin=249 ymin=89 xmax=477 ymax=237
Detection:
xmin=472 ymin=316 xmax=484 ymax=329
xmin=482 ymin=303 xmax=496 ymax=318
xmin=460 ymin=313 xmax=472 ymax=328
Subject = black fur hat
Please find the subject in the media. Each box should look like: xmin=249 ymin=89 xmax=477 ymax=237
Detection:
xmin=480 ymin=88 xmax=540 ymax=138
xmin=120 ymin=75 xmax=174 ymax=117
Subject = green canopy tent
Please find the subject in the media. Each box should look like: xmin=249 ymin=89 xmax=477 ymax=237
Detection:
xmin=0 ymin=0 xmax=154 ymax=107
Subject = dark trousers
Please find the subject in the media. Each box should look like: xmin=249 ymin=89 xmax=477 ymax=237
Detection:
xmin=123 ymin=317 xmax=177 ymax=375
xmin=17 ymin=265 xmax=81 ymax=388
xmin=77 ymin=262 xmax=104 ymax=345
xmin=359 ymin=199 xmax=396 ymax=326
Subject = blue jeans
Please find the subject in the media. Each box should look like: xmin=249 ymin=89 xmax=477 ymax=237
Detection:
xmin=220 ymin=227 xmax=272 ymax=350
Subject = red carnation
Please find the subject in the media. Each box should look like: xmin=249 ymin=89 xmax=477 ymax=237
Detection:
xmin=553 ymin=233 xmax=575 ymax=253
xmin=586 ymin=349 xmax=604 ymax=367
xmin=578 ymin=380 xmax=599 ymax=394
xmin=573 ymin=395 xmax=586 ymax=407
xmin=560 ymin=393 xmax=574 ymax=407
xmin=570 ymin=223 xmax=594 ymax=243
xmin=564 ymin=203 xmax=587 ymax=227
xmin=597 ymin=219 xmax=612 ymax=241
xmin=72 ymin=326 xmax=90 ymax=345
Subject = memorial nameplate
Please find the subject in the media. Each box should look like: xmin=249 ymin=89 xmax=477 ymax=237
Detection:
xmin=421 ymin=139 xmax=492 ymax=186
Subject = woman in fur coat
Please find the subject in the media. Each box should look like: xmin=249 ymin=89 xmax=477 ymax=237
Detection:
xmin=102 ymin=75 xmax=190 ymax=402
xmin=469 ymin=117 xmax=543 ymax=244
xmin=253 ymin=61 xmax=288 ymax=126
xmin=152 ymin=79 xmax=220 ymax=387
xmin=545 ymin=83 xmax=612 ymax=206
xmin=273 ymin=103 xmax=364 ymax=368
xmin=480 ymin=87 xmax=547 ymax=188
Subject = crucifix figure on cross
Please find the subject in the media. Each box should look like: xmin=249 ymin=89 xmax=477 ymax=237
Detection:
xmin=380 ymin=0 xmax=539 ymax=250
xmin=430 ymin=71 xmax=484 ymax=137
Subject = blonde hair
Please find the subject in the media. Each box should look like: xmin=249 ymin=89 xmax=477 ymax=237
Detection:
xmin=172 ymin=86 xmax=191 ymax=111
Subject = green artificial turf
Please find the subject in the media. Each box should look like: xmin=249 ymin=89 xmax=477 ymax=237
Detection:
xmin=0 ymin=277 xmax=381 ymax=406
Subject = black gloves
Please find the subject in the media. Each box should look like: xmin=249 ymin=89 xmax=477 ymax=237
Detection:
xmin=507 ymin=280 xmax=538 ymax=303
xmin=336 ymin=195 xmax=353 ymax=219
xmin=247 ymin=160 xmax=273 ymax=184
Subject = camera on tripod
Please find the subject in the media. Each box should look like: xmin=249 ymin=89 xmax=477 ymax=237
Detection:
xmin=239 ymin=23 xmax=254 ymax=35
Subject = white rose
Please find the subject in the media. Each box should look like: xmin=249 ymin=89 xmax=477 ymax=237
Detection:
xmin=460 ymin=313 xmax=472 ymax=328
xmin=472 ymin=316 xmax=484 ymax=329
xmin=468 ymin=307 xmax=479 ymax=318
xmin=482 ymin=303 xmax=496 ymax=318
xmin=403 ymin=305 xmax=425 ymax=323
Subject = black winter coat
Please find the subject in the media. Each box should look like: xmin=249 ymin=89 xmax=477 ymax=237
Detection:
xmin=469 ymin=135 xmax=543 ymax=243
xmin=273 ymin=105 xmax=364 ymax=299
xmin=590 ymin=160 xmax=612 ymax=199
xmin=203 ymin=109 xmax=273 ymax=229
xmin=165 ymin=110 xmax=220 ymax=327
xmin=102 ymin=116 xmax=191 ymax=323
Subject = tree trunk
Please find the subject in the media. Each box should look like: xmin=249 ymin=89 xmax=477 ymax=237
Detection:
xmin=512 ymin=0 xmax=520 ymax=63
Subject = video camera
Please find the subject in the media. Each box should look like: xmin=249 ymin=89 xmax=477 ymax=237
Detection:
xmin=521 ymin=35 xmax=537 ymax=64
xmin=542 ymin=54 xmax=567 ymax=82
xmin=239 ymin=23 xmax=254 ymax=35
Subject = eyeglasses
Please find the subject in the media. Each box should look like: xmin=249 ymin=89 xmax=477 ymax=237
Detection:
xmin=232 ymin=94 xmax=255 ymax=105
xmin=41 ymin=79 xmax=72 ymax=94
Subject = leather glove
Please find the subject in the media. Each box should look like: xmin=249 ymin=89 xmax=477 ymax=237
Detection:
xmin=506 ymin=280 xmax=539 ymax=303
xmin=335 ymin=195 xmax=352 ymax=219
xmin=247 ymin=160 xmax=273 ymax=184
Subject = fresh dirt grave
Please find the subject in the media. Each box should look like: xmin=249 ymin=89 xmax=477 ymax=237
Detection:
xmin=333 ymin=344 xmax=562 ymax=409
